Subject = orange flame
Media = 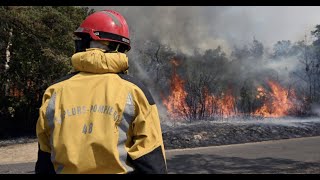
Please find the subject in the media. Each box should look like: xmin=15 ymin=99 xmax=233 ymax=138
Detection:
xmin=162 ymin=59 xmax=189 ymax=119
xmin=163 ymin=59 xmax=237 ymax=119
xmin=253 ymin=80 xmax=296 ymax=117
xmin=203 ymin=87 xmax=215 ymax=116
xmin=216 ymin=91 xmax=236 ymax=118
xmin=203 ymin=89 xmax=236 ymax=118
xmin=163 ymin=59 xmax=298 ymax=119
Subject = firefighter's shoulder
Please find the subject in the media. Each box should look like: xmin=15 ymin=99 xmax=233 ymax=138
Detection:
xmin=118 ymin=73 xmax=155 ymax=105
xmin=50 ymin=71 xmax=80 ymax=87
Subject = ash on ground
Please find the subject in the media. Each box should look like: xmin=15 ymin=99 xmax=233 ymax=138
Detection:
xmin=161 ymin=117 xmax=320 ymax=150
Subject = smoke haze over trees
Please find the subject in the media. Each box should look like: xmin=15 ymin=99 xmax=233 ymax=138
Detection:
xmin=93 ymin=6 xmax=320 ymax=121
xmin=1 ymin=6 xmax=320 ymax=138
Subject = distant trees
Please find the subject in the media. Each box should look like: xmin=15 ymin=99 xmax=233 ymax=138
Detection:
xmin=272 ymin=40 xmax=293 ymax=58
xmin=0 ymin=6 xmax=93 ymax=138
xmin=310 ymin=26 xmax=320 ymax=103
xmin=250 ymin=39 xmax=264 ymax=59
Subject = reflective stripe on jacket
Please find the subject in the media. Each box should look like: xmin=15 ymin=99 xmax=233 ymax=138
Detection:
xmin=36 ymin=48 xmax=167 ymax=174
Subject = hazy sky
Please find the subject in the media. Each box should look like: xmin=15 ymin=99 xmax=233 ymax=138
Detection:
xmin=87 ymin=6 xmax=320 ymax=54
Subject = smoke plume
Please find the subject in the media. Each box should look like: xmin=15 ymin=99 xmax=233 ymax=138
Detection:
xmin=88 ymin=6 xmax=320 ymax=55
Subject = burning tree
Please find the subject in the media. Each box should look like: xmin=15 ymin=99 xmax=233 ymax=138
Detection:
xmin=163 ymin=58 xmax=238 ymax=120
xmin=132 ymin=28 xmax=320 ymax=122
xmin=162 ymin=59 xmax=190 ymax=119
xmin=253 ymin=80 xmax=300 ymax=118
xmin=162 ymin=56 xmax=303 ymax=121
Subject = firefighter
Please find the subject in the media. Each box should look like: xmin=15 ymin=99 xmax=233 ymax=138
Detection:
xmin=35 ymin=9 xmax=167 ymax=174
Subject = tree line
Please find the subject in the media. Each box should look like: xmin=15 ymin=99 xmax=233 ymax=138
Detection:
xmin=0 ymin=6 xmax=94 ymax=138
xmin=130 ymin=31 xmax=320 ymax=121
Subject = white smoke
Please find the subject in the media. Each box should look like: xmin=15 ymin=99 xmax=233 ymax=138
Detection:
xmin=263 ymin=56 xmax=301 ymax=84
xmin=87 ymin=6 xmax=320 ymax=56
xmin=311 ymin=103 xmax=320 ymax=116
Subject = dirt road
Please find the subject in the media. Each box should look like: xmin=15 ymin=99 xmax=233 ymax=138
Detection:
xmin=1 ymin=136 xmax=320 ymax=174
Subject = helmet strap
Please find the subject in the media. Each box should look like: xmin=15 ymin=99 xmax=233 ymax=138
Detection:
xmin=115 ymin=44 xmax=120 ymax=52
xmin=107 ymin=43 xmax=120 ymax=53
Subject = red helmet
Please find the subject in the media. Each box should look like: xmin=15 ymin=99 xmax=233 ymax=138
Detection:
xmin=74 ymin=10 xmax=131 ymax=51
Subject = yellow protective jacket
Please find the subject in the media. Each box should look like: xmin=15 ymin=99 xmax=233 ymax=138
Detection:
xmin=35 ymin=48 xmax=167 ymax=174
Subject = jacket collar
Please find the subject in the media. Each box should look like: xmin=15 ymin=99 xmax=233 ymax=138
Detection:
xmin=71 ymin=48 xmax=129 ymax=74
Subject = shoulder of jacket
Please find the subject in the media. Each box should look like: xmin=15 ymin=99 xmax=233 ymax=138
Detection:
xmin=51 ymin=71 xmax=80 ymax=86
xmin=44 ymin=71 xmax=80 ymax=93
xmin=118 ymin=74 xmax=155 ymax=105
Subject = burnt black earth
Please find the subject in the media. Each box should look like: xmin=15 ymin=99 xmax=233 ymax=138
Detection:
xmin=162 ymin=117 xmax=320 ymax=149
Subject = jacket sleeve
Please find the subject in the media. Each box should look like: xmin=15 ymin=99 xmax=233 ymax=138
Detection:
xmin=127 ymin=89 xmax=167 ymax=174
xmin=35 ymin=90 xmax=56 ymax=174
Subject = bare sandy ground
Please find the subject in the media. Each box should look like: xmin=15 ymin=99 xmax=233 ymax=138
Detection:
xmin=0 ymin=142 xmax=37 ymax=165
